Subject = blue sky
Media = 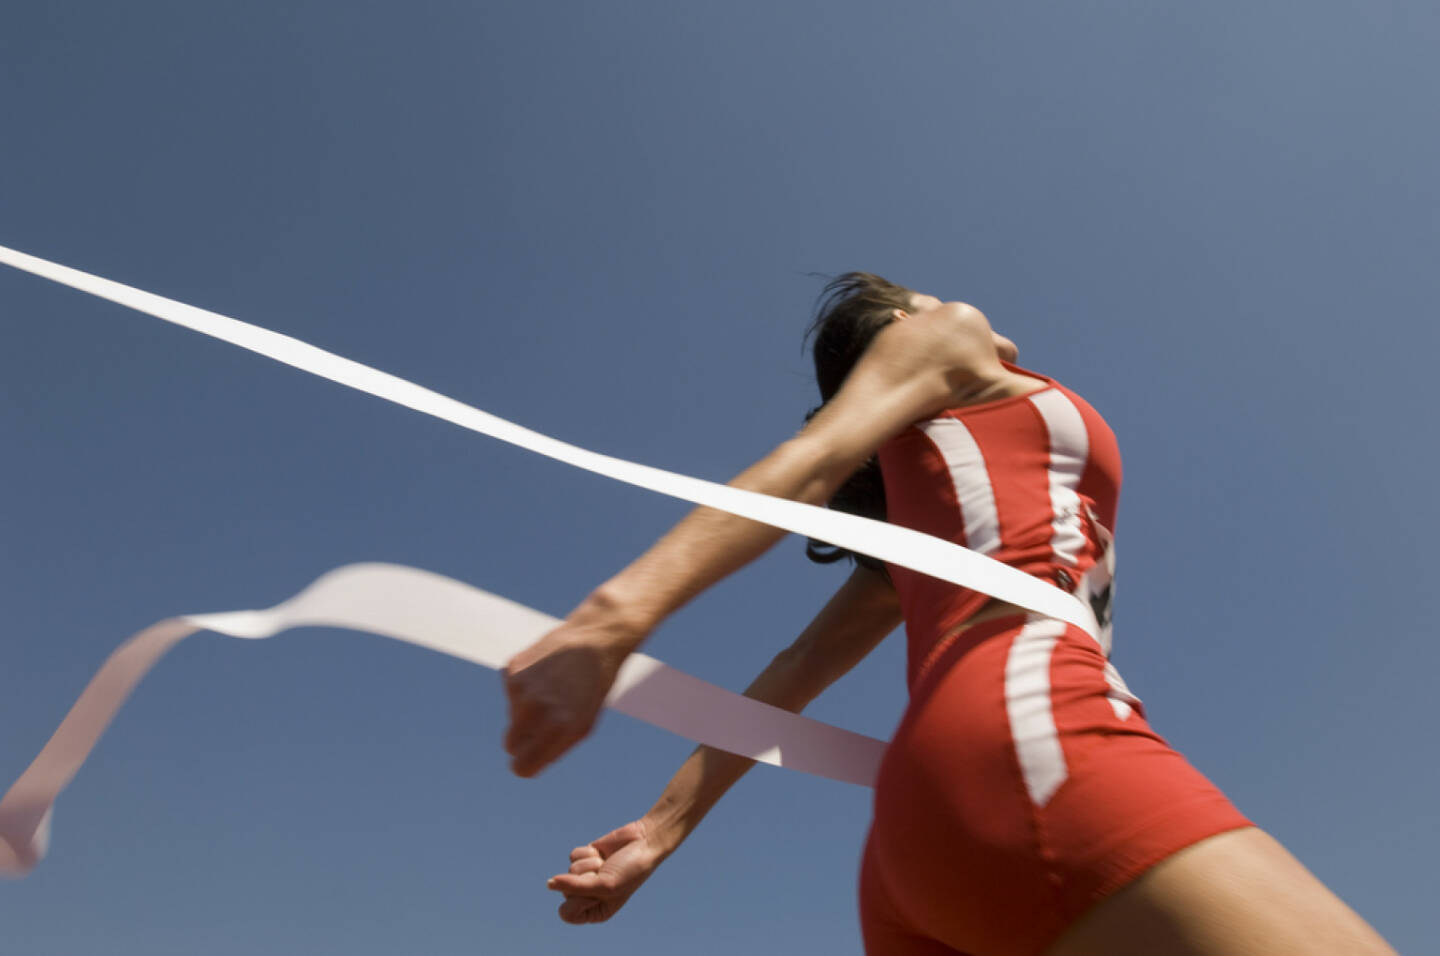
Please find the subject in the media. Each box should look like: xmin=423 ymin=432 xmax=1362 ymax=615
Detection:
xmin=2 ymin=2 xmax=1436 ymax=952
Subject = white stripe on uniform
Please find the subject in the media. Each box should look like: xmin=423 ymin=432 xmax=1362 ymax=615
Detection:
xmin=1027 ymin=389 xmax=1090 ymax=567
xmin=919 ymin=419 xmax=1001 ymax=554
xmin=1004 ymin=616 xmax=1069 ymax=806
xmin=1028 ymin=390 xmax=1140 ymax=720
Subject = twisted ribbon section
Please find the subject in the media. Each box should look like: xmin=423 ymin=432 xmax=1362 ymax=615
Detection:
xmin=0 ymin=244 xmax=1097 ymax=635
xmin=0 ymin=563 xmax=888 ymax=875
xmin=0 ymin=243 xmax=1098 ymax=875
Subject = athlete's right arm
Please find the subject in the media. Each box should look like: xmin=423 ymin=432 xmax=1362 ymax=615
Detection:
xmin=545 ymin=564 xmax=902 ymax=924
xmin=502 ymin=303 xmax=1000 ymax=778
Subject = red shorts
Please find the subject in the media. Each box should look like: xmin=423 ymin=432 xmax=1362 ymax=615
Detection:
xmin=860 ymin=614 xmax=1253 ymax=955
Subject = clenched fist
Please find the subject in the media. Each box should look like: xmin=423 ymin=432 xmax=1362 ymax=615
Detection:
xmin=502 ymin=605 xmax=643 ymax=777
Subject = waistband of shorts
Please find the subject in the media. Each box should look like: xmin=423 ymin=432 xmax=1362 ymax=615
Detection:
xmin=909 ymin=611 xmax=1035 ymax=694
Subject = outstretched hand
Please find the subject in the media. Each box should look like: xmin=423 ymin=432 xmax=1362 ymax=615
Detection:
xmin=547 ymin=820 xmax=668 ymax=924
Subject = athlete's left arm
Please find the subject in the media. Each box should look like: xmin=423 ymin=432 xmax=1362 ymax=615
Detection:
xmin=545 ymin=564 xmax=901 ymax=924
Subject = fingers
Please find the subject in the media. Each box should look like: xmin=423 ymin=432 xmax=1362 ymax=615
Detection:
xmin=549 ymin=845 xmax=608 ymax=894
xmin=547 ymin=871 xmax=604 ymax=895
xmin=545 ymin=841 xmax=610 ymax=894
xmin=549 ymin=830 xmax=645 ymax=926
xmin=500 ymin=655 xmax=600 ymax=778
xmin=507 ymin=722 xmax=587 ymax=778
xmin=568 ymin=855 xmax=603 ymax=877
xmin=590 ymin=820 xmax=644 ymax=856
xmin=557 ymin=896 xmax=590 ymax=924
xmin=555 ymin=884 xmax=624 ymax=925
xmin=500 ymin=688 xmax=576 ymax=778
xmin=558 ymin=895 xmax=609 ymax=924
xmin=501 ymin=697 xmax=545 ymax=758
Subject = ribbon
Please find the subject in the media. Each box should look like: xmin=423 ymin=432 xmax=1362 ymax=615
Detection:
xmin=0 ymin=243 xmax=1097 ymax=874
xmin=0 ymin=563 xmax=888 ymax=875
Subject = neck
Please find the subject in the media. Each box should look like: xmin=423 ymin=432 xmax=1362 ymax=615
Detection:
xmin=947 ymin=362 xmax=1047 ymax=408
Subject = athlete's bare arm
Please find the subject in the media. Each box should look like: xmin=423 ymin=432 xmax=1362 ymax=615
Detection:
xmin=545 ymin=564 xmax=901 ymax=924
xmin=501 ymin=301 xmax=1008 ymax=777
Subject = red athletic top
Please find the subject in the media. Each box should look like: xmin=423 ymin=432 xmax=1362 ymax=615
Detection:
xmin=877 ymin=362 xmax=1122 ymax=688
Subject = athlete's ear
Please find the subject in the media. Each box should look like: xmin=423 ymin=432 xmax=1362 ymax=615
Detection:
xmin=891 ymin=308 xmax=911 ymax=322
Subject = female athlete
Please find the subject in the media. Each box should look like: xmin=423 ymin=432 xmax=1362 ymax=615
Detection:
xmin=502 ymin=273 xmax=1397 ymax=954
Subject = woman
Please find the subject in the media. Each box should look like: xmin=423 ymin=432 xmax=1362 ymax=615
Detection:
xmin=503 ymin=274 xmax=1396 ymax=954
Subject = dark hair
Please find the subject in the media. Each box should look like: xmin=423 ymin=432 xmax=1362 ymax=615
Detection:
xmin=801 ymin=272 xmax=916 ymax=572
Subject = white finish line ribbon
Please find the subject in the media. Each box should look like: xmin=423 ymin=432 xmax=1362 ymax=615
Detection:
xmin=0 ymin=563 xmax=887 ymax=875
xmin=0 ymin=243 xmax=1098 ymax=874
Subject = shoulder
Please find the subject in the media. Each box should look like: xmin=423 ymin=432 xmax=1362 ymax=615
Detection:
xmin=797 ymin=304 xmax=1029 ymax=466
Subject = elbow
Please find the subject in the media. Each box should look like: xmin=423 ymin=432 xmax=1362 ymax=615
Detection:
xmin=769 ymin=642 xmax=808 ymax=680
xmin=761 ymin=642 xmax=823 ymax=712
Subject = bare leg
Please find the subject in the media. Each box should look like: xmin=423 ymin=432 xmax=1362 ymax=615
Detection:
xmin=1045 ymin=827 xmax=1397 ymax=956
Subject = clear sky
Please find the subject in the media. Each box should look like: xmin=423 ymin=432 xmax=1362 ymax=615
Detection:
xmin=2 ymin=2 xmax=1436 ymax=952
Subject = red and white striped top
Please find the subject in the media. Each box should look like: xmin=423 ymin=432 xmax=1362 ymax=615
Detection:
xmin=877 ymin=362 xmax=1121 ymax=687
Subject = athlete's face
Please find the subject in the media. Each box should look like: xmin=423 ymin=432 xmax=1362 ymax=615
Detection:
xmin=902 ymin=293 xmax=1020 ymax=363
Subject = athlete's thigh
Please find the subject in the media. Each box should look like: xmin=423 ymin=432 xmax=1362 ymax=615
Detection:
xmin=1044 ymin=827 xmax=1398 ymax=956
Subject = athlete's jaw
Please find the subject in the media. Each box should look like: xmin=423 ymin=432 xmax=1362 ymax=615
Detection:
xmin=902 ymin=292 xmax=1019 ymax=363
xmin=992 ymin=332 xmax=1019 ymax=363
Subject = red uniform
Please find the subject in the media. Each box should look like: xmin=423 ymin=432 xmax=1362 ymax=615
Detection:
xmin=860 ymin=363 xmax=1252 ymax=955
